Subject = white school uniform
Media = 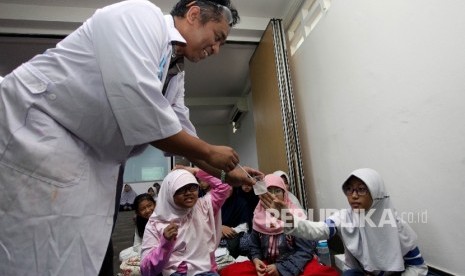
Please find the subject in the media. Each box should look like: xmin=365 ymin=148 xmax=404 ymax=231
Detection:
xmin=0 ymin=0 xmax=195 ymax=275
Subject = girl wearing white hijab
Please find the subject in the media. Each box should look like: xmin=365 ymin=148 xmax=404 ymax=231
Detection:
xmin=140 ymin=168 xmax=230 ymax=276
xmin=273 ymin=170 xmax=303 ymax=209
xmin=120 ymin=184 xmax=138 ymax=211
xmin=262 ymin=168 xmax=428 ymax=276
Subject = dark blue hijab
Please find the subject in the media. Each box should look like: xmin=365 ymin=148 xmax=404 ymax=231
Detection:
xmin=221 ymin=187 xmax=249 ymax=227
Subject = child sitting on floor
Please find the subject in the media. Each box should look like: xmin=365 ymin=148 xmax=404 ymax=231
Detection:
xmin=262 ymin=168 xmax=428 ymax=276
xmin=220 ymin=174 xmax=338 ymax=276
xmin=140 ymin=167 xmax=231 ymax=276
xmin=119 ymin=193 xmax=156 ymax=276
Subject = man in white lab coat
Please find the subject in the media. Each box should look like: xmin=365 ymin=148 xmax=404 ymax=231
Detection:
xmin=0 ymin=0 xmax=260 ymax=275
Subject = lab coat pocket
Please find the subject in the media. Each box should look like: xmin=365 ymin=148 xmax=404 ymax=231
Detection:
xmin=0 ymin=107 xmax=88 ymax=187
xmin=13 ymin=63 xmax=48 ymax=94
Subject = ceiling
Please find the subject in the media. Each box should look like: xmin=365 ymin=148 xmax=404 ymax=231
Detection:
xmin=0 ymin=0 xmax=302 ymax=126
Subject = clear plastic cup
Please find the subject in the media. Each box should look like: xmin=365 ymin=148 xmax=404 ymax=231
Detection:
xmin=253 ymin=177 xmax=267 ymax=195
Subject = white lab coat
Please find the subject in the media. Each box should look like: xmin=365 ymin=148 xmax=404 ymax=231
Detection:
xmin=0 ymin=0 xmax=195 ymax=274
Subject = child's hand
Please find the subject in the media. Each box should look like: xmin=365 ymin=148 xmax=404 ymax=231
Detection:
xmin=253 ymin=258 xmax=266 ymax=276
xmin=221 ymin=225 xmax=237 ymax=238
xmin=173 ymin=165 xmax=199 ymax=175
xmin=163 ymin=222 xmax=178 ymax=241
xmin=259 ymin=192 xmax=289 ymax=218
xmin=265 ymin=264 xmax=279 ymax=276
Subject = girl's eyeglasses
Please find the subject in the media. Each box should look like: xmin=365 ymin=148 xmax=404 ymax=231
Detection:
xmin=343 ymin=187 xmax=369 ymax=196
xmin=175 ymin=184 xmax=199 ymax=195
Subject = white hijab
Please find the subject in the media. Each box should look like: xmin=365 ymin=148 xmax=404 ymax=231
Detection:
xmin=273 ymin=170 xmax=290 ymax=184
xmin=120 ymin=184 xmax=137 ymax=204
xmin=149 ymin=169 xmax=221 ymax=275
xmin=334 ymin=168 xmax=418 ymax=272
xmin=273 ymin=170 xmax=304 ymax=209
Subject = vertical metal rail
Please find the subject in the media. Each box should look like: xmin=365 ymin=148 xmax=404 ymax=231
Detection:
xmin=270 ymin=19 xmax=308 ymax=209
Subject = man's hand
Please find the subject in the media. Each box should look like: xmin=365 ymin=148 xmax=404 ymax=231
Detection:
xmin=151 ymin=131 xmax=239 ymax=172
xmin=226 ymin=166 xmax=264 ymax=187
xmin=206 ymin=145 xmax=239 ymax=172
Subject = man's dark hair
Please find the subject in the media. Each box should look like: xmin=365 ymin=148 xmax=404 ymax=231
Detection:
xmin=171 ymin=0 xmax=240 ymax=27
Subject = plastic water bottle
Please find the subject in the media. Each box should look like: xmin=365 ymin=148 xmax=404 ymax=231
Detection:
xmin=317 ymin=240 xmax=331 ymax=266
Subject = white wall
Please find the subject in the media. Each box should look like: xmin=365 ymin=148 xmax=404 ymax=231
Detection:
xmin=229 ymin=92 xmax=259 ymax=169
xmin=289 ymin=0 xmax=465 ymax=274
xmin=196 ymin=117 xmax=258 ymax=169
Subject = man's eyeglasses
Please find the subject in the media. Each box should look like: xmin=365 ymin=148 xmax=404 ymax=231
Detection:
xmin=175 ymin=184 xmax=199 ymax=195
xmin=186 ymin=0 xmax=233 ymax=25
xmin=343 ymin=186 xmax=369 ymax=196
xmin=267 ymin=187 xmax=284 ymax=195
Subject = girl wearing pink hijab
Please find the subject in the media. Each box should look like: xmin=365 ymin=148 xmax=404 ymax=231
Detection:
xmin=140 ymin=167 xmax=230 ymax=276
xmin=220 ymin=174 xmax=338 ymax=276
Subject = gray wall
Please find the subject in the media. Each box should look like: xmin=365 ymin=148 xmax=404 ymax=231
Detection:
xmin=289 ymin=0 xmax=465 ymax=273
xmin=196 ymin=125 xmax=231 ymax=146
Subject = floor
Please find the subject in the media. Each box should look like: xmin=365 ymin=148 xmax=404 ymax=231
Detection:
xmin=112 ymin=210 xmax=137 ymax=275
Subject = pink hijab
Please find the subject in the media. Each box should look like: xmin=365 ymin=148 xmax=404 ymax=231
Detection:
xmin=252 ymin=174 xmax=305 ymax=260
xmin=253 ymin=174 xmax=301 ymax=235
